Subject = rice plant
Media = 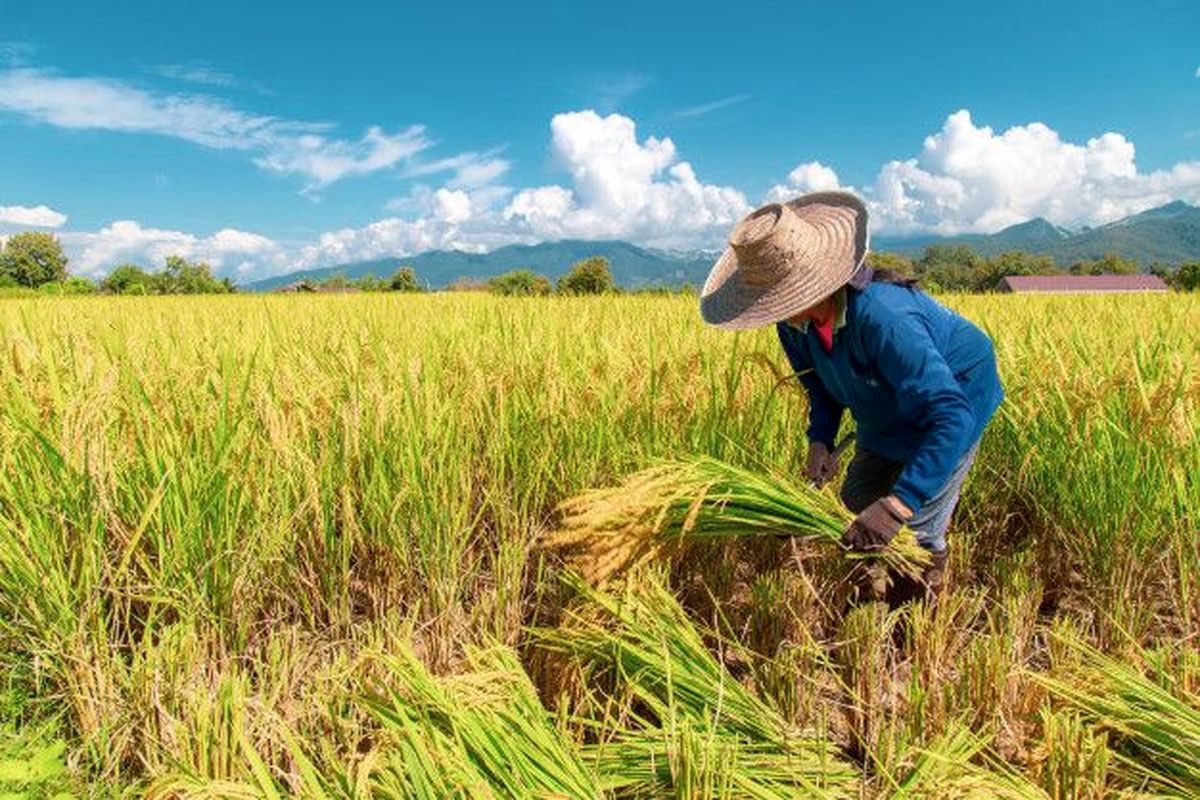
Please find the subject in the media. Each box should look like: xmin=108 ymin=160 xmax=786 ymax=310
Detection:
xmin=361 ymin=643 xmax=600 ymax=799
xmin=0 ymin=291 xmax=1194 ymax=793
xmin=1035 ymin=632 xmax=1200 ymax=797
xmin=535 ymin=573 xmax=860 ymax=797
xmin=544 ymin=456 xmax=930 ymax=585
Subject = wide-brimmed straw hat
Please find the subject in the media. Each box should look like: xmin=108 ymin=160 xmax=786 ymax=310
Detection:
xmin=699 ymin=191 xmax=869 ymax=330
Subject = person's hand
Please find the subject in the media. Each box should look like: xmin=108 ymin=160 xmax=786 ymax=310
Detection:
xmin=842 ymin=496 xmax=912 ymax=551
xmin=804 ymin=441 xmax=839 ymax=488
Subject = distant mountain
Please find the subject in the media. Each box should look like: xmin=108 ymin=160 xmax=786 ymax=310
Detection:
xmin=243 ymin=239 xmax=719 ymax=292
xmin=1047 ymin=201 xmax=1200 ymax=265
xmin=244 ymin=201 xmax=1200 ymax=290
xmin=882 ymin=201 xmax=1200 ymax=265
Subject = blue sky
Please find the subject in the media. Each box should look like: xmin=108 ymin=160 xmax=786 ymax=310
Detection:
xmin=1 ymin=0 xmax=1197 ymax=280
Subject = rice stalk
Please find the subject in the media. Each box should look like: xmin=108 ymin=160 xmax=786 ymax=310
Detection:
xmin=544 ymin=456 xmax=929 ymax=585
xmin=587 ymin=721 xmax=856 ymax=799
xmin=534 ymin=573 xmax=859 ymax=796
xmin=361 ymin=642 xmax=599 ymax=799
xmin=1034 ymin=632 xmax=1200 ymax=797
xmin=877 ymin=724 xmax=1049 ymax=799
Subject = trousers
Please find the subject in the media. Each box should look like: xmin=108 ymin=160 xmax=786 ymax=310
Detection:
xmin=839 ymin=442 xmax=979 ymax=553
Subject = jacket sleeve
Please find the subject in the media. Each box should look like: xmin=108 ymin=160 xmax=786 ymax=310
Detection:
xmin=863 ymin=312 xmax=976 ymax=513
xmin=776 ymin=324 xmax=845 ymax=449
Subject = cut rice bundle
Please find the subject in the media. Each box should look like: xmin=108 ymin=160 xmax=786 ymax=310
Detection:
xmin=534 ymin=574 xmax=860 ymax=798
xmin=544 ymin=456 xmax=929 ymax=584
xmin=362 ymin=644 xmax=601 ymax=799
xmin=1034 ymin=633 xmax=1200 ymax=797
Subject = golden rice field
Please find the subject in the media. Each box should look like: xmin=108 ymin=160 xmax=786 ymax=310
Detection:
xmin=0 ymin=292 xmax=1197 ymax=798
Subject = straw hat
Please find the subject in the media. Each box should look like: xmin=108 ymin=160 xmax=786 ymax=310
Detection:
xmin=699 ymin=191 xmax=869 ymax=330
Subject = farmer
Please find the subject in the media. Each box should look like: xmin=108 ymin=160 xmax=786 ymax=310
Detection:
xmin=699 ymin=192 xmax=1004 ymax=605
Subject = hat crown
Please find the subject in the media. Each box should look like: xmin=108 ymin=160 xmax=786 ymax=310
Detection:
xmin=728 ymin=204 xmax=804 ymax=287
xmin=699 ymin=190 xmax=869 ymax=330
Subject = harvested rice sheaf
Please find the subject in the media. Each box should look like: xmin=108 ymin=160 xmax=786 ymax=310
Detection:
xmin=1035 ymin=633 xmax=1200 ymax=797
xmin=544 ymin=456 xmax=929 ymax=584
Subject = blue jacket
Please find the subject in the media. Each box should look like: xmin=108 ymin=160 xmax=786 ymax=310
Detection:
xmin=776 ymin=280 xmax=1004 ymax=514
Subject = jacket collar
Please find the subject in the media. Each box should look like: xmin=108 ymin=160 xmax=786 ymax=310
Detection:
xmin=785 ymin=264 xmax=871 ymax=333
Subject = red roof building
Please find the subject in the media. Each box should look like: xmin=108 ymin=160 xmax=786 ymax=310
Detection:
xmin=996 ymin=274 xmax=1169 ymax=293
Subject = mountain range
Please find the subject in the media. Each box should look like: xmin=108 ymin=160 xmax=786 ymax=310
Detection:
xmin=244 ymin=200 xmax=1200 ymax=291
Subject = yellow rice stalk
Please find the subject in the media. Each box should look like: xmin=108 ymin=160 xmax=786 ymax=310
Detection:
xmin=545 ymin=456 xmax=929 ymax=584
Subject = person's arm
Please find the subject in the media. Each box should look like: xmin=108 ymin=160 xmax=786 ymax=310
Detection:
xmin=865 ymin=313 xmax=977 ymax=514
xmin=776 ymin=324 xmax=845 ymax=449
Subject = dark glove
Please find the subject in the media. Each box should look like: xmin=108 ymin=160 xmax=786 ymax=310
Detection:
xmin=842 ymin=496 xmax=908 ymax=551
xmin=804 ymin=441 xmax=839 ymax=488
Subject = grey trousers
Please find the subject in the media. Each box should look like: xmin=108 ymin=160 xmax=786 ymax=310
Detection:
xmin=839 ymin=443 xmax=979 ymax=553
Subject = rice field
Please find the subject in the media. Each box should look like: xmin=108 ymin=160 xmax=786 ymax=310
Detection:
xmin=0 ymin=291 xmax=1196 ymax=798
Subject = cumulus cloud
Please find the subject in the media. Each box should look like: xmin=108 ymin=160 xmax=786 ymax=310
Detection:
xmin=61 ymin=220 xmax=287 ymax=277
xmin=432 ymin=188 xmax=472 ymax=224
xmin=42 ymin=107 xmax=1200 ymax=282
xmin=503 ymin=110 xmax=748 ymax=247
xmin=295 ymin=218 xmax=462 ymax=268
xmin=0 ymin=204 xmax=67 ymax=227
xmin=0 ymin=67 xmax=430 ymax=190
xmin=766 ymin=161 xmax=843 ymax=201
xmin=862 ymin=110 xmax=1200 ymax=234
xmin=773 ymin=110 xmax=1200 ymax=236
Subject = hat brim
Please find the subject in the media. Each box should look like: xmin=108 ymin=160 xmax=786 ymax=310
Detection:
xmin=700 ymin=191 xmax=869 ymax=330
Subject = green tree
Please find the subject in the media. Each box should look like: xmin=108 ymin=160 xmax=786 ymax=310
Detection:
xmin=557 ymin=256 xmax=614 ymax=295
xmin=1069 ymin=252 xmax=1138 ymax=276
xmin=915 ymin=244 xmax=982 ymax=292
xmin=865 ymin=250 xmax=916 ymax=277
xmin=1174 ymin=262 xmax=1200 ymax=292
xmin=976 ymin=250 xmax=1059 ymax=291
xmin=38 ymin=276 xmax=96 ymax=295
xmin=160 ymin=255 xmax=229 ymax=294
xmin=489 ymin=268 xmax=552 ymax=296
xmin=350 ymin=274 xmax=388 ymax=291
xmin=0 ymin=232 xmax=69 ymax=287
xmin=389 ymin=266 xmax=423 ymax=292
xmin=101 ymin=263 xmax=153 ymax=294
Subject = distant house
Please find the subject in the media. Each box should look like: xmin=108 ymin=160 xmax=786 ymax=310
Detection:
xmin=275 ymin=280 xmax=359 ymax=293
xmin=996 ymin=275 xmax=1169 ymax=294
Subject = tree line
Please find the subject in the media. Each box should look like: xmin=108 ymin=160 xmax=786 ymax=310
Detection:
xmin=3 ymin=231 xmax=1199 ymax=296
xmin=0 ymin=232 xmax=232 ymax=295
xmin=296 ymin=256 xmax=625 ymax=296
xmin=870 ymin=246 xmax=1200 ymax=292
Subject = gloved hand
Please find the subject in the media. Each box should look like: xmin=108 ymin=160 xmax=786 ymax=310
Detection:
xmin=804 ymin=441 xmax=839 ymax=488
xmin=842 ymin=496 xmax=911 ymax=551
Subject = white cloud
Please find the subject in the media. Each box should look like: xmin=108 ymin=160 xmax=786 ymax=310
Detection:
xmin=253 ymin=124 xmax=430 ymax=189
xmin=295 ymin=218 xmax=454 ymax=268
xmin=432 ymin=188 xmax=472 ymax=224
xmin=766 ymin=161 xmax=843 ymax=201
xmin=61 ymin=220 xmax=287 ymax=277
xmin=43 ymin=107 xmax=1200 ymax=282
xmin=591 ymin=73 xmax=651 ymax=112
xmin=155 ymin=63 xmax=239 ymax=88
xmin=0 ymin=67 xmax=430 ymax=190
xmin=775 ymin=110 xmax=1200 ymax=236
xmin=0 ymin=42 xmax=35 ymax=67
xmin=0 ymin=204 xmax=67 ymax=227
xmin=673 ymin=94 xmax=751 ymax=119
xmin=502 ymin=110 xmax=748 ymax=247
xmin=404 ymin=149 xmax=510 ymax=189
